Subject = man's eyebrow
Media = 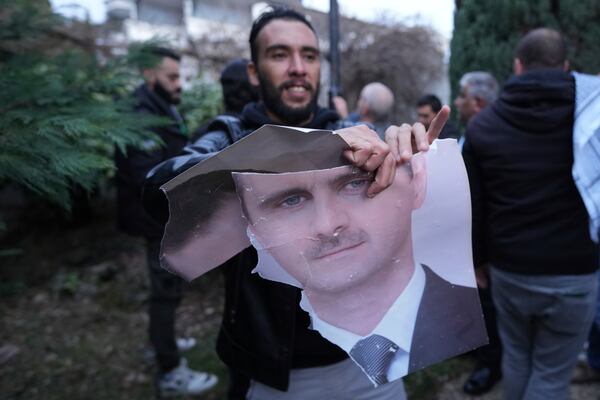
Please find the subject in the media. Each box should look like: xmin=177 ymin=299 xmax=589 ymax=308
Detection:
xmin=265 ymin=44 xmax=290 ymax=54
xmin=329 ymin=170 xmax=373 ymax=188
xmin=258 ymin=187 xmax=309 ymax=210
xmin=301 ymin=46 xmax=320 ymax=54
xmin=265 ymin=44 xmax=320 ymax=54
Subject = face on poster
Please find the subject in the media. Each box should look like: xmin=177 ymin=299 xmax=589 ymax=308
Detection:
xmin=160 ymin=126 xmax=487 ymax=385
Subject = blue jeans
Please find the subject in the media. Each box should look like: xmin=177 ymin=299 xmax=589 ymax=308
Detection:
xmin=587 ymin=272 xmax=600 ymax=370
xmin=490 ymin=268 xmax=598 ymax=400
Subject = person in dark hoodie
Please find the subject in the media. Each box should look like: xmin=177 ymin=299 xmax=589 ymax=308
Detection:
xmin=114 ymin=47 xmax=218 ymax=397
xmin=462 ymin=28 xmax=599 ymax=400
xmin=143 ymin=7 xmax=448 ymax=400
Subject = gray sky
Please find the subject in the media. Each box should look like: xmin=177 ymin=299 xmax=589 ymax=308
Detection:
xmin=305 ymin=0 xmax=455 ymax=39
xmin=50 ymin=0 xmax=455 ymax=39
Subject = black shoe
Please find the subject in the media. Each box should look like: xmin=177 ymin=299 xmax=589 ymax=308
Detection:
xmin=462 ymin=365 xmax=502 ymax=395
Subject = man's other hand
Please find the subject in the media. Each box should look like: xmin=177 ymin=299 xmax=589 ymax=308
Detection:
xmin=335 ymin=125 xmax=395 ymax=198
xmin=385 ymin=105 xmax=450 ymax=163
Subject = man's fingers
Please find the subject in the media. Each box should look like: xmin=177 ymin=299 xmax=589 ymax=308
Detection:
xmin=412 ymin=122 xmax=429 ymax=153
xmin=384 ymin=126 xmax=400 ymax=161
xmin=343 ymin=137 xmax=373 ymax=167
xmin=427 ymin=105 xmax=450 ymax=143
xmin=336 ymin=125 xmax=394 ymax=196
xmin=396 ymin=124 xmax=413 ymax=161
xmin=367 ymin=153 xmax=396 ymax=197
xmin=385 ymin=124 xmax=412 ymax=163
xmin=363 ymin=141 xmax=390 ymax=171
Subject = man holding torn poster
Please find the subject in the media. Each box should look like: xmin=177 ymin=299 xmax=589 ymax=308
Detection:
xmin=158 ymin=125 xmax=486 ymax=389
xmin=143 ymin=6 xmax=479 ymax=400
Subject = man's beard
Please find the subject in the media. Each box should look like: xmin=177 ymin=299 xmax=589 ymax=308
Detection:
xmin=258 ymin=71 xmax=319 ymax=126
xmin=154 ymin=79 xmax=181 ymax=105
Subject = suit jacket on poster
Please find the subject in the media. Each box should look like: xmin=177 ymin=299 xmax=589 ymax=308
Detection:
xmin=409 ymin=266 xmax=487 ymax=373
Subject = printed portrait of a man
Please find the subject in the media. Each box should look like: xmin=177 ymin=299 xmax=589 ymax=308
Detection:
xmin=159 ymin=125 xmax=487 ymax=386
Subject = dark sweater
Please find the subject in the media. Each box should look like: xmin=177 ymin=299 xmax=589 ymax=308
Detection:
xmin=463 ymin=69 xmax=598 ymax=275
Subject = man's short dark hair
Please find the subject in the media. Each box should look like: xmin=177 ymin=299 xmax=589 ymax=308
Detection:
xmin=149 ymin=46 xmax=181 ymax=62
xmin=515 ymin=28 xmax=567 ymax=71
xmin=416 ymin=95 xmax=442 ymax=113
xmin=249 ymin=6 xmax=316 ymax=65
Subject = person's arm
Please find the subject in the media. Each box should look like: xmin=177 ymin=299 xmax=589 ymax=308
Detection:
xmin=461 ymin=129 xmax=489 ymax=288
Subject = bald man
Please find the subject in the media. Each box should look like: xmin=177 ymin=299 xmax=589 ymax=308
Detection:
xmin=356 ymin=82 xmax=395 ymax=137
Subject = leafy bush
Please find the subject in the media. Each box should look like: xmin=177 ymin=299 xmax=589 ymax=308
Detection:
xmin=180 ymin=80 xmax=223 ymax=135
xmin=0 ymin=0 xmax=167 ymax=211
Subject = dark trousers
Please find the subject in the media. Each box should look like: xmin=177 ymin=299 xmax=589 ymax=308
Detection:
xmin=475 ymin=286 xmax=502 ymax=369
xmin=147 ymin=238 xmax=184 ymax=373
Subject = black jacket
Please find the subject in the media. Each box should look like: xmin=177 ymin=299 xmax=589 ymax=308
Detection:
xmin=463 ymin=69 xmax=598 ymax=275
xmin=115 ymin=84 xmax=187 ymax=239
xmin=144 ymin=103 xmax=355 ymax=392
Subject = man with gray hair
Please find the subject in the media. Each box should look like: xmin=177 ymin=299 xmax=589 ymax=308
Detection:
xmin=454 ymin=71 xmax=499 ymax=124
xmin=356 ymin=82 xmax=395 ymax=137
xmin=333 ymin=83 xmax=395 ymax=138
xmin=454 ymin=72 xmax=502 ymax=395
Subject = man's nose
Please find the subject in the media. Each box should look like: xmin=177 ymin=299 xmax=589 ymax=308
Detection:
xmin=311 ymin=198 xmax=349 ymax=238
xmin=288 ymin=53 xmax=307 ymax=76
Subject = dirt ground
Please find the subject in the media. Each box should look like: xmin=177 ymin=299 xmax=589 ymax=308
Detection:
xmin=1 ymin=195 xmax=598 ymax=399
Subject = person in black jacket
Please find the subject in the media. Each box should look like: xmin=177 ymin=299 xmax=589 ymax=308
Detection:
xmin=143 ymin=7 xmax=448 ymax=400
xmin=114 ymin=47 xmax=217 ymax=397
xmin=463 ymin=28 xmax=599 ymax=400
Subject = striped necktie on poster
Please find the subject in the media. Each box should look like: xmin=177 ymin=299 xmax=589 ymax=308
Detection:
xmin=349 ymin=334 xmax=400 ymax=386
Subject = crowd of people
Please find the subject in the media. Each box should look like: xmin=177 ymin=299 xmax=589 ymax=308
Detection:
xmin=114 ymin=5 xmax=600 ymax=399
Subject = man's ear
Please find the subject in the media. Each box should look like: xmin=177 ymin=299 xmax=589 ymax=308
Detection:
xmin=247 ymin=62 xmax=260 ymax=86
xmin=411 ymin=153 xmax=427 ymax=210
xmin=563 ymin=60 xmax=570 ymax=72
xmin=514 ymin=58 xmax=523 ymax=75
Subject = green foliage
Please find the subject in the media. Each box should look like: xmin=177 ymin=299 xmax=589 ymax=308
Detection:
xmin=449 ymin=0 xmax=600 ymax=99
xmin=180 ymin=80 xmax=223 ymax=135
xmin=0 ymin=1 xmax=168 ymax=211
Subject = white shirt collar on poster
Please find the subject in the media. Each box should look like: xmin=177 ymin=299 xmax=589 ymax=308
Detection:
xmin=300 ymin=262 xmax=426 ymax=380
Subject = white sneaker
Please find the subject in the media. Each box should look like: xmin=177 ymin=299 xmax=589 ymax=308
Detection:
xmin=176 ymin=337 xmax=197 ymax=352
xmin=144 ymin=337 xmax=198 ymax=364
xmin=158 ymin=361 xmax=218 ymax=397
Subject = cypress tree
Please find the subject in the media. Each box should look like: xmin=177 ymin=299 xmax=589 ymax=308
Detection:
xmin=449 ymin=0 xmax=600 ymax=98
